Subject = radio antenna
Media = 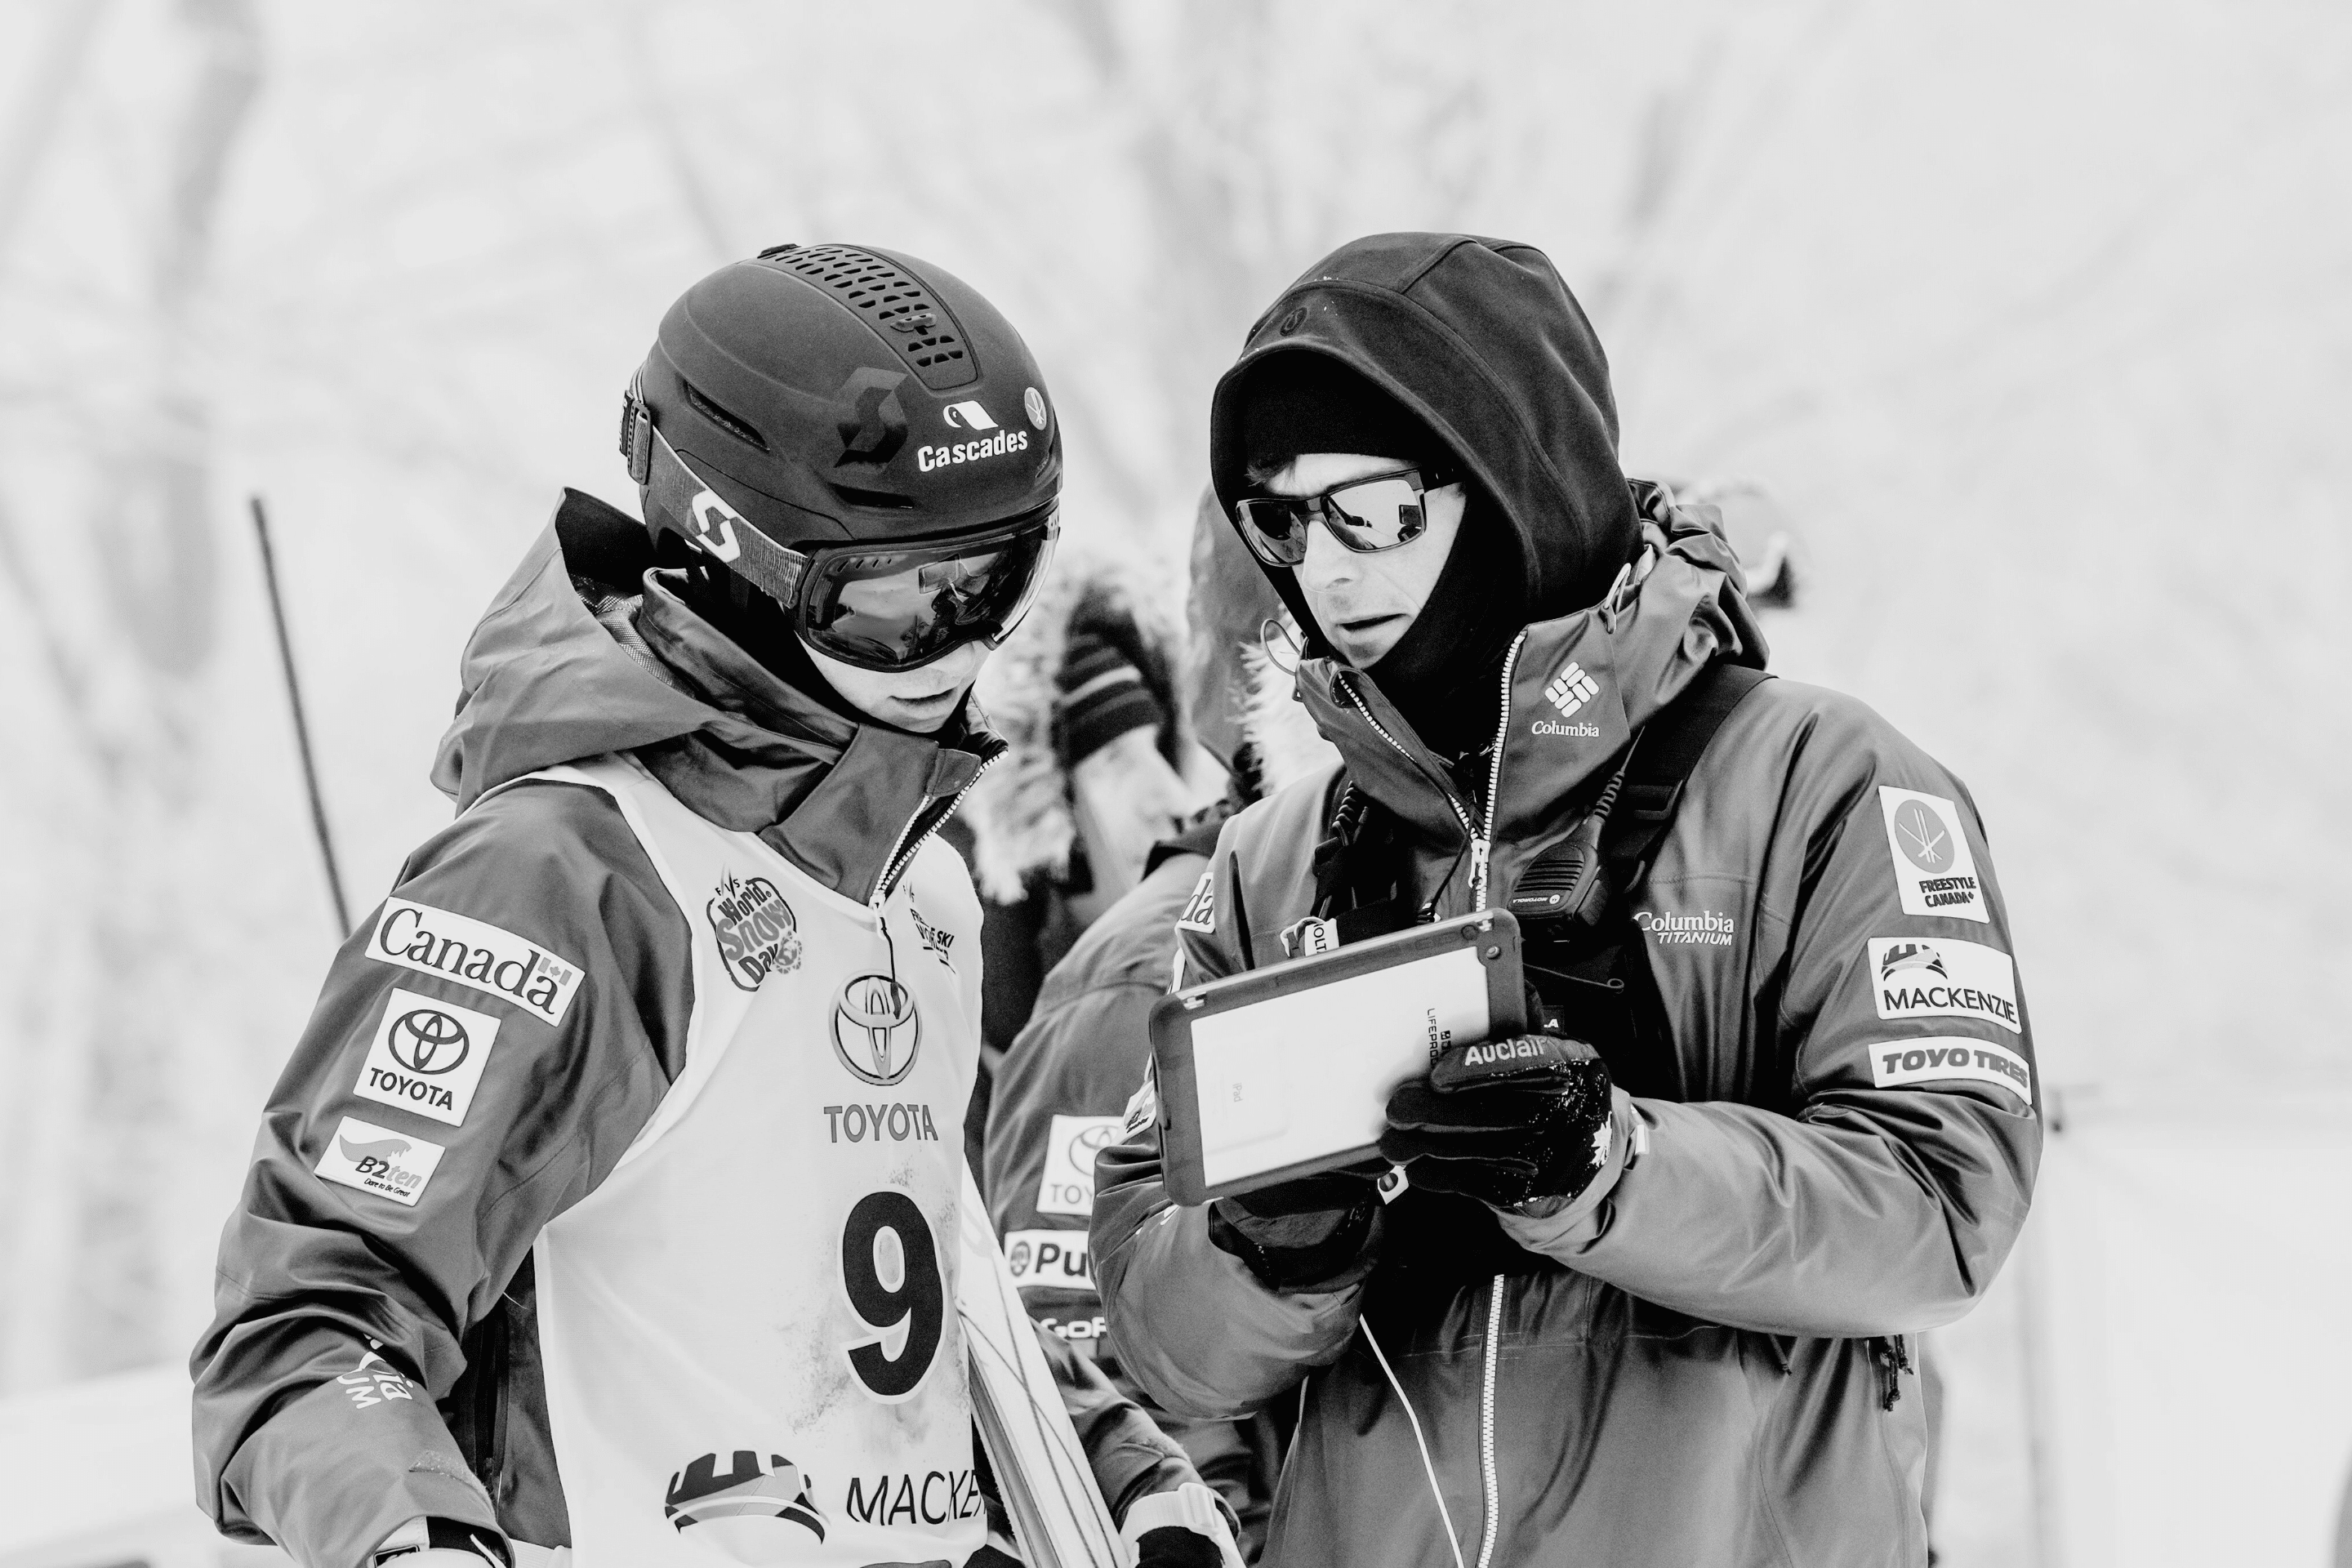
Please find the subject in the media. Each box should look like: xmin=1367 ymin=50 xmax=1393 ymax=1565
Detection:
xmin=252 ymin=496 xmax=353 ymax=938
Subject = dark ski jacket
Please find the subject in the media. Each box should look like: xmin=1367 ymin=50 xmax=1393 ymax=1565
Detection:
xmin=1091 ymin=236 xmax=2040 ymax=1568
xmin=191 ymin=490 xmax=1200 ymax=1568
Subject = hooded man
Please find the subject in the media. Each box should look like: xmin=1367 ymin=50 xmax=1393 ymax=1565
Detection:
xmin=1091 ymin=233 xmax=2040 ymax=1566
xmin=191 ymin=245 xmax=1232 ymax=1568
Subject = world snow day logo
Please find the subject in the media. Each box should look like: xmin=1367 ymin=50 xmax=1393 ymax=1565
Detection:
xmin=707 ymin=871 xmax=804 ymax=991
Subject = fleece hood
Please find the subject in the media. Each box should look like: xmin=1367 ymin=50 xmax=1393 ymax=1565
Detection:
xmin=1209 ymin=233 xmax=1642 ymax=653
xmin=431 ymin=489 xmax=1000 ymax=904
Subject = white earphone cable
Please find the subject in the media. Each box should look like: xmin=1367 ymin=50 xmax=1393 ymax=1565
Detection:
xmin=1359 ymin=1314 xmax=1468 ymax=1568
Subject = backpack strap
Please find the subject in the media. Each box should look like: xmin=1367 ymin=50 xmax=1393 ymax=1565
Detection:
xmin=1601 ymin=661 xmax=1771 ymax=889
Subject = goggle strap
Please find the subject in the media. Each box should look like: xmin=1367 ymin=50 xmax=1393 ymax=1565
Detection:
xmin=634 ymin=395 xmax=811 ymax=605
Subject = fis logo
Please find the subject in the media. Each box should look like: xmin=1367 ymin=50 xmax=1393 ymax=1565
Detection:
xmin=942 ymin=399 xmax=998 ymax=430
xmin=1544 ymin=662 xmax=1600 ymax=719
xmin=833 ymin=975 xmax=922 ymax=1086
xmin=665 ymin=1451 xmax=826 ymax=1550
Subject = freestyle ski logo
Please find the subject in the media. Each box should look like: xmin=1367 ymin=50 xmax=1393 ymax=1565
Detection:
xmin=1866 ymin=936 xmax=2020 ymax=1032
xmin=1876 ymin=788 xmax=1988 ymax=922
xmin=707 ymin=872 xmax=803 ymax=992
xmin=354 ymin=987 xmax=501 ymax=1126
xmin=832 ymin=975 xmax=922 ymax=1086
xmin=314 ymin=1116 xmax=446 ymax=1207
xmin=1023 ymin=386 xmax=1049 ymax=430
xmin=665 ymin=1451 xmax=828 ymax=1553
xmin=366 ymin=900 xmax=584 ymax=1026
xmin=909 ymin=905 xmax=956 ymax=971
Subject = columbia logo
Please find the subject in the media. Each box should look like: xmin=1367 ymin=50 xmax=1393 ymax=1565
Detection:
xmin=1545 ymin=662 xmax=1599 ymax=718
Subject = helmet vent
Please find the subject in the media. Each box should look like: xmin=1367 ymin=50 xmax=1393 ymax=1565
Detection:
xmin=773 ymin=244 xmax=978 ymax=391
xmin=682 ymin=380 xmax=770 ymax=451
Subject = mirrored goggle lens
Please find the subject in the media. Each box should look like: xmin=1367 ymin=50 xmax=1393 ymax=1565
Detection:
xmin=802 ymin=519 xmax=1058 ymax=670
xmin=1236 ymin=474 xmax=1429 ymax=566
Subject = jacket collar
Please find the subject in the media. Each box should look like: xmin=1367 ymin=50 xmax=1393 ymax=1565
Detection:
xmin=1295 ymin=518 xmax=1762 ymax=898
xmin=628 ymin=574 xmax=1003 ymax=907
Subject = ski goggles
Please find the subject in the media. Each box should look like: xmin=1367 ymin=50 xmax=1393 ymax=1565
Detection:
xmin=1232 ymin=462 xmax=1460 ymax=568
xmin=626 ymin=390 xmax=1058 ymax=670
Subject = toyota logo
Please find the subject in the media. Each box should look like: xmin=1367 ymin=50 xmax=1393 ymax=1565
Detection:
xmin=1066 ymin=1122 xmax=1118 ymax=1167
xmin=389 ymin=1009 xmax=470 ymax=1075
xmin=831 ymin=975 xmax=921 ymax=1086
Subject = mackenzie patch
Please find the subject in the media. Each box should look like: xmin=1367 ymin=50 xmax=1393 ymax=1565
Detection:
xmin=707 ymin=872 xmax=803 ymax=991
xmin=1868 ymin=1036 xmax=2032 ymax=1104
xmin=1877 ymin=787 xmax=1988 ymax=923
xmin=366 ymin=899 xmax=585 ymax=1027
xmin=1867 ymin=937 xmax=2020 ymax=1033
xmin=354 ymin=987 xmax=501 ymax=1126
xmin=314 ymin=1116 xmax=446 ymax=1207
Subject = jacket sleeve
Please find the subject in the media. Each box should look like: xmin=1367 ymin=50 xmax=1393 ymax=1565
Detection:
xmin=1038 ymin=1321 xmax=1202 ymax=1523
xmin=1499 ymin=724 xmax=2042 ymax=1336
xmin=190 ymin=782 xmax=690 ymax=1568
xmin=1090 ymin=844 xmax=1373 ymax=1423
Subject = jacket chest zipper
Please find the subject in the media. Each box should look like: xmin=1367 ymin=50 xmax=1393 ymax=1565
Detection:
xmin=1339 ymin=634 xmax=1526 ymax=914
xmin=871 ymin=751 xmax=1000 ymax=911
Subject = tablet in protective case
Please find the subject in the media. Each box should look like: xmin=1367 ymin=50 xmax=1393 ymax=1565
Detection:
xmin=1148 ymin=910 xmax=1526 ymax=1206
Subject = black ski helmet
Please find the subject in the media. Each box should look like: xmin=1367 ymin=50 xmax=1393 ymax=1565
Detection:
xmin=620 ymin=243 xmax=1063 ymax=668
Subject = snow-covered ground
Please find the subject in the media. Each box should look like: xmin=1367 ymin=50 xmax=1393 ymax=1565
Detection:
xmin=2 ymin=3 xmax=2348 ymax=1564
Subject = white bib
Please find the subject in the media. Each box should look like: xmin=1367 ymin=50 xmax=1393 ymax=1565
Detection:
xmin=519 ymin=756 xmax=987 ymax=1568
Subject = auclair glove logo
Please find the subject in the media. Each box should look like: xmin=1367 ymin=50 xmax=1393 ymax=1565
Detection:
xmin=707 ymin=873 xmax=803 ymax=992
xmin=832 ymin=974 xmax=922 ymax=1086
xmin=665 ymin=1450 xmax=827 ymax=1554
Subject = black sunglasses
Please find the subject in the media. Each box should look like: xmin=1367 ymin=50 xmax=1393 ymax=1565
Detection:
xmin=1232 ymin=464 xmax=1460 ymax=567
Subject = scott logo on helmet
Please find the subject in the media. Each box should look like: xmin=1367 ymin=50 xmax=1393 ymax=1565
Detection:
xmin=685 ymin=488 xmax=745 ymax=562
xmin=832 ymin=975 xmax=922 ymax=1086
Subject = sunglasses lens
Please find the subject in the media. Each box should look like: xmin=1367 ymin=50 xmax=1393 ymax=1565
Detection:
xmin=1236 ymin=499 xmax=1311 ymax=565
xmin=801 ymin=516 xmax=1058 ymax=669
xmin=1324 ymin=475 xmax=1425 ymax=550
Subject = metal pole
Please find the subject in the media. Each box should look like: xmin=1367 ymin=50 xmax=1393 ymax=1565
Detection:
xmin=251 ymin=496 xmax=352 ymax=938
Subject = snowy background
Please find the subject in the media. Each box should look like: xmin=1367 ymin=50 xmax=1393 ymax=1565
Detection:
xmin=2 ymin=2 xmax=2350 ymax=1565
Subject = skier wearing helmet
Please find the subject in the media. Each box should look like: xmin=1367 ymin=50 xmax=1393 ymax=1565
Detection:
xmin=1092 ymin=234 xmax=2040 ymax=1566
xmin=191 ymin=247 xmax=1231 ymax=1568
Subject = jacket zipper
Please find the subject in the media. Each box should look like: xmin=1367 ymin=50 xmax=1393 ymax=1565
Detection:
xmin=1476 ymin=1276 xmax=1505 ymax=1568
xmin=1338 ymin=675 xmax=1482 ymax=910
xmin=872 ymin=750 xmax=1000 ymax=910
xmin=1472 ymin=633 xmax=1530 ymax=910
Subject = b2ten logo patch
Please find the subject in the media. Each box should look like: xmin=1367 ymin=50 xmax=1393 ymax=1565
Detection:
xmin=314 ymin=1116 xmax=446 ymax=1207
xmin=354 ymin=987 xmax=501 ymax=1126
xmin=1876 ymin=788 xmax=1988 ymax=923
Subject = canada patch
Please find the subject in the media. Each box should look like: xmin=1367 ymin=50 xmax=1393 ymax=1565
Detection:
xmin=1876 ymin=788 xmax=1989 ymax=923
xmin=366 ymin=899 xmax=585 ymax=1026
xmin=1175 ymin=871 xmax=1217 ymax=934
xmin=707 ymin=871 xmax=803 ymax=991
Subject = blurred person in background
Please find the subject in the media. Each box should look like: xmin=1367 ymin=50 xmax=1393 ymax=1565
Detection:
xmin=1093 ymin=233 xmax=2041 ymax=1566
xmin=190 ymin=246 xmax=1231 ymax=1568
xmin=981 ymin=491 xmax=1342 ymax=1559
xmin=946 ymin=550 xmax=1195 ymax=1163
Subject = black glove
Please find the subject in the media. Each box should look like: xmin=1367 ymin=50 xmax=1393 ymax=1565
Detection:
xmin=1135 ymin=1526 xmax=1227 ymax=1568
xmin=1206 ymin=1166 xmax=1381 ymax=1290
xmin=1379 ymin=1034 xmax=1615 ymax=1211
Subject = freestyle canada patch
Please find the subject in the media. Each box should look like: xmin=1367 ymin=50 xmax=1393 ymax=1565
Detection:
xmin=1876 ymin=788 xmax=1988 ymax=923
xmin=365 ymin=899 xmax=585 ymax=1026
xmin=353 ymin=987 xmax=502 ymax=1126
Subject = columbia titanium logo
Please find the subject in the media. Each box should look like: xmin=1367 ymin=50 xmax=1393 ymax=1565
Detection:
xmin=1545 ymin=662 xmax=1599 ymax=718
xmin=832 ymin=974 xmax=922 ymax=1086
